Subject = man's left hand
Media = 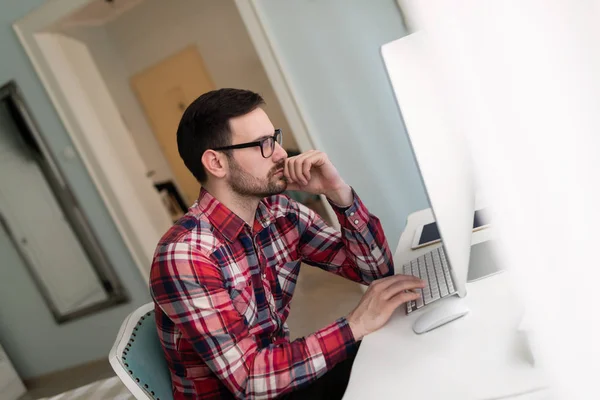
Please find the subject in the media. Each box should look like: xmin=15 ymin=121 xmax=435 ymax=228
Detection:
xmin=284 ymin=150 xmax=352 ymax=206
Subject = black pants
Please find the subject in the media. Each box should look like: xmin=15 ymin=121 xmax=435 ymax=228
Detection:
xmin=279 ymin=342 xmax=360 ymax=400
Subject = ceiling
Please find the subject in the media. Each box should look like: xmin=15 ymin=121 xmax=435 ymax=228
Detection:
xmin=56 ymin=0 xmax=146 ymax=29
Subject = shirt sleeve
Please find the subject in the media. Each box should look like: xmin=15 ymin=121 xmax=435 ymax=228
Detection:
xmin=150 ymin=243 xmax=358 ymax=399
xmin=296 ymin=187 xmax=395 ymax=284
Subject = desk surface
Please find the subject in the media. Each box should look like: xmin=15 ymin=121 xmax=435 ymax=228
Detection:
xmin=344 ymin=208 xmax=552 ymax=399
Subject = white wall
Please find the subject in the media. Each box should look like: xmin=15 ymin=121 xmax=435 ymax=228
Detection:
xmin=99 ymin=0 xmax=299 ymax=180
xmin=254 ymin=0 xmax=428 ymax=246
xmin=50 ymin=27 xmax=173 ymax=243
xmin=60 ymin=25 xmax=175 ymax=184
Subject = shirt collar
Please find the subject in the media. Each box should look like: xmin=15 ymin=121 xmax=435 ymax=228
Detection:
xmin=195 ymin=188 xmax=275 ymax=242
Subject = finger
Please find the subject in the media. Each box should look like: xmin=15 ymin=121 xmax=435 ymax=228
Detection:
xmin=393 ymin=274 xmax=426 ymax=282
xmin=381 ymin=279 xmax=426 ymax=300
xmin=294 ymin=155 xmax=309 ymax=185
xmin=367 ymin=275 xmax=422 ymax=297
xmin=385 ymin=290 xmax=421 ymax=312
xmin=301 ymin=157 xmax=312 ymax=184
xmin=285 ymin=158 xmax=299 ymax=184
xmin=302 ymin=152 xmax=326 ymax=183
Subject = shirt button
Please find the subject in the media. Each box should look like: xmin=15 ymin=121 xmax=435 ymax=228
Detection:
xmin=350 ymin=212 xmax=355 ymax=216
xmin=354 ymin=219 xmax=359 ymax=225
xmin=262 ymin=273 xmax=267 ymax=279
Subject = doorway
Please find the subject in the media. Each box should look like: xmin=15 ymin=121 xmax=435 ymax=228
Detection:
xmin=52 ymin=0 xmax=332 ymax=224
xmin=14 ymin=0 xmax=339 ymax=279
xmin=130 ymin=46 xmax=214 ymax=205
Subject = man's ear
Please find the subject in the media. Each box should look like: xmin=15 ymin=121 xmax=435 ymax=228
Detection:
xmin=201 ymin=150 xmax=228 ymax=179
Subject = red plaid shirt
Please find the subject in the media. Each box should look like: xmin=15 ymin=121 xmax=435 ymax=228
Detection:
xmin=150 ymin=187 xmax=393 ymax=399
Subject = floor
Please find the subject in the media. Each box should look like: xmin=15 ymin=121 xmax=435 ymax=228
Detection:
xmin=18 ymin=231 xmax=365 ymax=398
xmin=18 ymin=359 xmax=116 ymax=400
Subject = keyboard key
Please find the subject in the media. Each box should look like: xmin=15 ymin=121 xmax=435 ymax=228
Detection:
xmin=424 ymin=295 xmax=434 ymax=305
xmin=434 ymin=269 xmax=448 ymax=296
xmin=447 ymin=279 xmax=455 ymax=293
xmin=425 ymin=259 xmax=435 ymax=286
xmin=423 ymin=285 xmax=431 ymax=299
xmin=432 ymin=249 xmax=442 ymax=267
xmin=425 ymin=252 xmax=434 ymax=270
xmin=440 ymin=284 xmax=449 ymax=297
xmin=416 ymin=293 xmax=424 ymax=308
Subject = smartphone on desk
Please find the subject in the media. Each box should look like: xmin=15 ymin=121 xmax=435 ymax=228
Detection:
xmin=411 ymin=208 xmax=491 ymax=250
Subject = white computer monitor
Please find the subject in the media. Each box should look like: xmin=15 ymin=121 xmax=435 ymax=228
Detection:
xmin=381 ymin=31 xmax=475 ymax=297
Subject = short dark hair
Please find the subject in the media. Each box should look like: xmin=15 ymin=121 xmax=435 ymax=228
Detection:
xmin=177 ymin=88 xmax=265 ymax=183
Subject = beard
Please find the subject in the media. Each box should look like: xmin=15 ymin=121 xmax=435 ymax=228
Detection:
xmin=227 ymin=158 xmax=288 ymax=198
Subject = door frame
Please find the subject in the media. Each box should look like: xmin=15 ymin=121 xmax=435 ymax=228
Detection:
xmin=13 ymin=0 xmax=338 ymax=282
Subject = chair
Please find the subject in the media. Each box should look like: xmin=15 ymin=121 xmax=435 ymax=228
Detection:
xmin=109 ymin=302 xmax=174 ymax=400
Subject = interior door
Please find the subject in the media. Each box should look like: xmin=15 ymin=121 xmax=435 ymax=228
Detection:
xmin=131 ymin=46 xmax=216 ymax=205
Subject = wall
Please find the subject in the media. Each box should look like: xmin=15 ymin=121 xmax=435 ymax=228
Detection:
xmin=90 ymin=0 xmax=300 ymax=182
xmin=57 ymin=26 xmax=173 ymax=237
xmin=61 ymin=24 xmax=175 ymax=184
xmin=0 ymin=0 xmax=428 ymax=378
xmin=70 ymin=0 xmax=428 ymax=247
xmin=0 ymin=1 xmax=151 ymax=379
xmin=255 ymin=0 xmax=428 ymax=246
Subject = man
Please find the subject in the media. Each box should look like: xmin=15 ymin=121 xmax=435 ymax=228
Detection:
xmin=150 ymin=88 xmax=425 ymax=399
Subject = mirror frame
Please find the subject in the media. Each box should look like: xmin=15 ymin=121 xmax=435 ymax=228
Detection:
xmin=0 ymin=80 xmax=128 ymax=324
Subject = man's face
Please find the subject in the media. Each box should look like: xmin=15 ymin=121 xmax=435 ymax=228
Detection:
xmin=226 ymin=108 xmax=288 ymax=198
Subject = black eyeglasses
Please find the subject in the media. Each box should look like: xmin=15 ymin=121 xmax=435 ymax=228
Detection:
xmin=212 ymin=129 xmax=283 ymax=158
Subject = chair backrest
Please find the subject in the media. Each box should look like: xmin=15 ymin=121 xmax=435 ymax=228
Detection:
xmin=109 ymin=302 xmax=173 ymax=400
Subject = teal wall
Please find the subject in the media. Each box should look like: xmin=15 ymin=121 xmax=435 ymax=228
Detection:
xmin=0 ymin=1 xmax=150 ymax=379
xmin=257 ymin=0 xmax=428 ymax=246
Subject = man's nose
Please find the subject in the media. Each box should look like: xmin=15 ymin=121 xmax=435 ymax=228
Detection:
xmin=272 ymin=141 xmax=287 ymax=162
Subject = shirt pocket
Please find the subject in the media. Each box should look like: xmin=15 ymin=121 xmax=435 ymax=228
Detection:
xmin=230 ymin=282 xmax=258 ymax=327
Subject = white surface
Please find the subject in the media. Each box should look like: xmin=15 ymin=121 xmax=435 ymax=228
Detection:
xmin=344 ymin=208 xmax=552 ymax=400
xmin=381 ymin=32 xmax=475 ymax=297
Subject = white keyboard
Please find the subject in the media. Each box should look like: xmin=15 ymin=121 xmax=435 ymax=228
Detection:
xmin=402 ymin=246 xmax=457 ymax=314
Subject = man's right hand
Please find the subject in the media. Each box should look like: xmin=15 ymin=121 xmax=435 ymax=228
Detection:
xmin=346 ymin=274 xmax=426 ymax=340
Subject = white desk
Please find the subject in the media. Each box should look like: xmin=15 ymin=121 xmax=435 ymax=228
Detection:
xmin=344 ymin=208 xmax=552 ymax=399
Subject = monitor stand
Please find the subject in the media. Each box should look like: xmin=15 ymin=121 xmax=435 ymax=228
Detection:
xmin=467 ymin=240 xmax=504 ymax=282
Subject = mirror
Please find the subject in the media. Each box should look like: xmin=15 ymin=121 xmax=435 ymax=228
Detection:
xmin=0 ymin=81 xmax=127 ymax=323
